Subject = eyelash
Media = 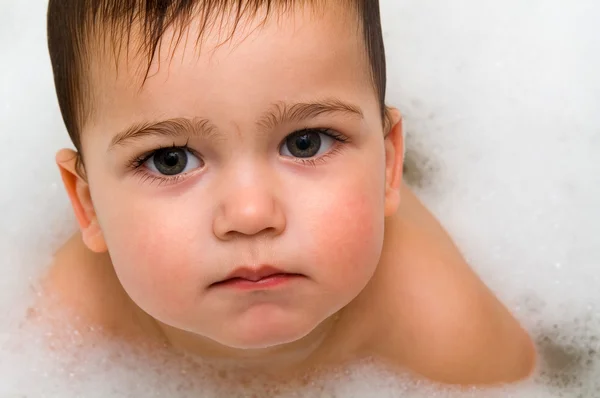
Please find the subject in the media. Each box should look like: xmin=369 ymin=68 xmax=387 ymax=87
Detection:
xmin=126 ymin=141 xmax=195 ymax=187
xmin=287 ymin=128 xmax=348 ymax=167
xmin=126 ymin=128 xmax=349 ymax=186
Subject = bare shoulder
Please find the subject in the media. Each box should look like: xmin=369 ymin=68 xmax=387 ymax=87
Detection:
xmin=34 ymin=233 xmax=148 ymax=339
xmin=369 ymin=184 xmax=536 ymax=385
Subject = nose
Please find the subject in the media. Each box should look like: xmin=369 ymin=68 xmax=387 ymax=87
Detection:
xmin=212 ymin=170 xmax=286 ymax=240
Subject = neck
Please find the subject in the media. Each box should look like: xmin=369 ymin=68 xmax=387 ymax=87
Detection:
xmin=153 ymin=313 xmax=342 ymax=376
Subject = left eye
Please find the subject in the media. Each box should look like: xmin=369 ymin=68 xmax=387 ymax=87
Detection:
xmin=145 ymin=147 xmax=203 ymax=176
xmin=280 ymin=130 xmax=335 ymax=158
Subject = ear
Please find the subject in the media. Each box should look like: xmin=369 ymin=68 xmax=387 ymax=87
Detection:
xmin=383 ymin=107 xmax=404 ymax=217
xmin=56 ymin=149 xmax=108 ymax=253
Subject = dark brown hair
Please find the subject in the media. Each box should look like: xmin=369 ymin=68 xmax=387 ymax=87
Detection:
xmin=47 ymin=0 xmax=387 ymax=155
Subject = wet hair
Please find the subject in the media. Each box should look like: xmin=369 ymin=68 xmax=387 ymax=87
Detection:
xmin=47 ymin=0 xmax=387 ymax=156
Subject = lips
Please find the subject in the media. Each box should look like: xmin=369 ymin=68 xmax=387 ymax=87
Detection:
xmin=210 ymin=265 xmax=300 ymax=287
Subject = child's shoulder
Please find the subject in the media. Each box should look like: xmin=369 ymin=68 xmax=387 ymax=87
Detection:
xmin=365 ymin=185 xmax=536 ymax=384
xmin=36 ymin=234 xmax=148 ymax=340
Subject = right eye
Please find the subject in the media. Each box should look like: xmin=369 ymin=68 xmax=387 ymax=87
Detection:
xmin=145 ymin=147 xmax=203 ymax=176
xmin=280 ymin=129 xmax=337 ymax=159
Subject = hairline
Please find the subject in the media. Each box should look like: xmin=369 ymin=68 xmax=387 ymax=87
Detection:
xmin=80 ymin=2 xmax=360 ymax=121
xmin=47 ymin=0 xmax=387 ymax=174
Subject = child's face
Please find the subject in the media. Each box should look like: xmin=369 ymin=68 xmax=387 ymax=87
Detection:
xmin=78 ymin=6 xmax=399 ymax=349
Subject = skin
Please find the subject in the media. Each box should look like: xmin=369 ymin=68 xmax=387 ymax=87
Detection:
xmin=41 ymin=4 xmax=536 ymax=385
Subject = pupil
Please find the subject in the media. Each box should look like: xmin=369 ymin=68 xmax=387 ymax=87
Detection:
xmin=286 ymin=131 xmax=321 ymax=158
xmin=164 ymin=152 xmax=179 ymax=167
xmin=296 ymin=135 xmax=311 ymax=151
xmin=154 ymin=148 xmax=187 ymax=175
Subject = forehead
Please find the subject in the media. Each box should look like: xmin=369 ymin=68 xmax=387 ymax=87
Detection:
xmin=85 ymin=4 xmax=376 ymax=140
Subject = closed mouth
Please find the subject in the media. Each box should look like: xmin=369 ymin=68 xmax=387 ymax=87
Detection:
xmin=210 ymin=265 xmax=304 ymax=288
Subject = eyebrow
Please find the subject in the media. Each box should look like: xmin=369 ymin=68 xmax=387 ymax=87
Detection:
xmin=109 ymin=118 xmax=219 ymax=150
xmin=257 ymin=98 xmax=364 ymax=131
xmin=109 ymin=99 xmax=364 ymax=150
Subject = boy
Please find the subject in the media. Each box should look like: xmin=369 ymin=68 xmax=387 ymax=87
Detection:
xmin=43 ymin=0 xmax=535 ymax=386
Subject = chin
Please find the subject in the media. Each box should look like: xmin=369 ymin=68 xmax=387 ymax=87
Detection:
xmin=219 ymin=319 xmax=319 ymax=350
xmin=224 ymin=330 xmax=309 ymax=350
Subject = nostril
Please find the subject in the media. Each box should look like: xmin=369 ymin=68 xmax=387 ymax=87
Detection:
xmin=223 ymin=226 xmax=279 ymax=240
xmin=212 ymin=195 xmax=286 ymax=239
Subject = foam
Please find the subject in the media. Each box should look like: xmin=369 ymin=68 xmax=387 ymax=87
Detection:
xmin=1 ymin=0 xmax=599 ymax=396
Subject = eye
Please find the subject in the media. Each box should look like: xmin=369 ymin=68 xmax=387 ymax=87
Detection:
xmin=280 ymin=129 xmax=336 ymax=158
xmin=145 ymin=147 xmax=203 ymax=176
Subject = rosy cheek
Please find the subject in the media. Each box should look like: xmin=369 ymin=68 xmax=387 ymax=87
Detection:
xmin=100 ymin=203 xmax=200 ymax=317
xmin=306 ymin=180 xmax=385 ymax=285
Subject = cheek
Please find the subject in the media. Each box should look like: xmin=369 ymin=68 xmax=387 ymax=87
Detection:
xmin=96 ymin=196 xmax=206 ymax=319
xmin=300 ymin=166 xmax=386 ymax=289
